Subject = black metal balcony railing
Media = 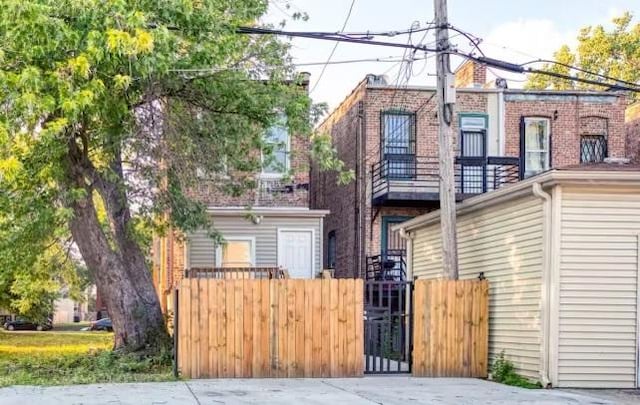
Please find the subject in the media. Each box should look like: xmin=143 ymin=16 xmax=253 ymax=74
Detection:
xmin=365 ymin=249 xmax=407 ymax=281
xmin=371 ymin=155 xmax=520 ymax=205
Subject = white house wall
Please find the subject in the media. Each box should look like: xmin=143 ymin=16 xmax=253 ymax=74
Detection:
xmin=411 ymin=195 xmax=544 ymax=380
xmin=188 ymin=215 xmax=322 ymax=276
xmin=557 ymin=186 xmax=640 ymax=388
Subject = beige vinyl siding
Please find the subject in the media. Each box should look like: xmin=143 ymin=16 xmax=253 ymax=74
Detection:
xmin=412 ymin=222 xmax=443 ymax=279
xmin=558 ymin=187 xmax=639 ymax=388
xmin=188 ymin=215 xmax=322 ymax=275
xmin=412 ymin=196 xmax=544 ymax=380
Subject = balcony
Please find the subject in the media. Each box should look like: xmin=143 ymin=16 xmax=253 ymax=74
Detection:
xmin=371 ymin=155 xmax=520 ymax=206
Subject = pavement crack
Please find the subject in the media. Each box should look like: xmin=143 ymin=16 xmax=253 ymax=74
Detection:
xmin=321 ymin=380 xmax=383 ymax=405
xmin=183 ymin=381 xmax=203 ymax=405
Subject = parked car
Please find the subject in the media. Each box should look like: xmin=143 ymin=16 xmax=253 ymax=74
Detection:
xmin=3 ymin=318 xmax=52 ymax=331
xmin=90 ymin=317 xmax=113 ymax=332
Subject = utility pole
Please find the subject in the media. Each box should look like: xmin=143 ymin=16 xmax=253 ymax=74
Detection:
xmin=434 ymin=0 xmax=459 ymax=279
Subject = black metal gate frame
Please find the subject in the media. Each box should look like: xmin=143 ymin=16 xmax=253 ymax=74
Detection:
xmin=364 ymin=280 xmax=413 ymax=374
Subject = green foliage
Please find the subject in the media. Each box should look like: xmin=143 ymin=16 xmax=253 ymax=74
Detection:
xmin=526 ymin=11 xmax=640 ymax=96
xmin=0 ymin=329 xmax=172 ymax=387
xmin=491 ymin=351 xmax=542 ymax=389
xmin=0 ymin=1 xmax=346 ymax=321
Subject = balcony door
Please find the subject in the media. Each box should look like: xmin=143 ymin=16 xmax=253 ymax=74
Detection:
xmin=381 ymin=216 xmax=412 ymax=279
xmin=382 ymin=112 xmax=416 ymax=179
xmin=460 ymin=115 xmax=488 ymax=194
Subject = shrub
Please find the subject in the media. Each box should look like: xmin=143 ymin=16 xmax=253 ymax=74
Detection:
xmin=491 ymin=351 xmax=541 ymax=389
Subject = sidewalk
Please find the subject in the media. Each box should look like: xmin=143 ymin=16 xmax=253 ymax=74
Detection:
xmin=0 ymin=377 xmax=616 ymax=405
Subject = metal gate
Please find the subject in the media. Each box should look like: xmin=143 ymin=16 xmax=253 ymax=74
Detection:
xmin=364 ymin=281 xmax=413 ymax=374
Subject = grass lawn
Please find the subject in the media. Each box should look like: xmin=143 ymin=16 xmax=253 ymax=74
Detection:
xmin=0 ymin=329 xmax=174 ymax=387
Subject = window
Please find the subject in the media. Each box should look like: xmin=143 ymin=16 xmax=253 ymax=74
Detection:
xmin=522 ymin=117 xmax=550 ymax=178
xmin=381 ymin=112 xmax=416 ymax=178
xmin=382 ymin=112 xmax=415 ymax=155
xmin=216 ymin=238 xmax=255 ymax=268
xmin=262 ymin=117 xmax=290 ymax=176
xmin=580 ymin=135 xmax=607 ymax=163
xmin=459 ymin=114 xmax=488 ymax=194
xmin=327 ymin=231 xmax=336 ymax=269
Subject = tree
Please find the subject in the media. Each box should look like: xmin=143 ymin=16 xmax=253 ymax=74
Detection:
xmin=0 ymin=240 xmax=89 ymax=323
xmin=526 ymin=12 xmax=640 ymax=93
xmin=0 ymin=0 xmax=341 ymax=352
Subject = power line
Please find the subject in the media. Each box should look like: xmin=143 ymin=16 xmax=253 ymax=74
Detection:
xmin=520 ymin=59 xmax=640 ymax=88
xmin=310 ymin=0 xmax=357 ymax=94
xmin=236 ymin=26 xmax=439 ymax=52
xmin=294 ymin=55 xmax=427 ymax=66
xmin=447 ymin=24 xmax=485 ymax=56
xmin=291 ymin=25 xmax=436 ymax=39
xmin=235 ymin=26 xmax=640 ymax=92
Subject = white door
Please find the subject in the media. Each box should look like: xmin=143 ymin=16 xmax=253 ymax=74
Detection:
xmin=277 ymin=229 xmax=314 ymax=279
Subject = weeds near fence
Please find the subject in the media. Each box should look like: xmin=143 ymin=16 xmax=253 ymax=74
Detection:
xmin=0 ymin=330 xmax=174 ymax=387
xmin=491 ymin=351 xmax=541 ymax=389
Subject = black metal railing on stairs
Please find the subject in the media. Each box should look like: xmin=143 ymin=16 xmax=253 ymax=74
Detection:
xmin=365 ymin=249 xmax=407 ymax=281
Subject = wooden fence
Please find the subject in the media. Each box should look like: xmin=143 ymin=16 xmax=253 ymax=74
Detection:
xmin=412 ymin=279 xmax=489 ymax=377
xmin=177 ymin=278 xmax=364 ymax=378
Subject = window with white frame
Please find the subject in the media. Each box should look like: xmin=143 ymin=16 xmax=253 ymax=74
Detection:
xmin=262 ymin=115 xmax=290 ymax=176
xmin=522 ymin=117 xmax=550 ymax=178
xmin=216 ymin=238 xmax=255 ymax=268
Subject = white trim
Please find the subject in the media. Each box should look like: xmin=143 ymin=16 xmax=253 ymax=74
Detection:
xmin=523 ymin=117 xmax=551 ymax=178
xmin=277 ymin=228 xmax=316 ymax=279
xmin=215 ymin=236 xmax=256 ymax=267
xmin=319 ymin=217 xmax=324 ymax=270
xmin=636 ymin=233 xmax=640 ymax=388
xmin=184 ymin=236 xmax=190 ymax=270
xmin=532 ymin=182 xmax=552 ymax=387
xmin=549 ymin=185 xmax=562 ymax=387
xmin=207 ymin=207 xmax=329 ymax=217
xmin=498 ymin=90 xmax=505 ymax=156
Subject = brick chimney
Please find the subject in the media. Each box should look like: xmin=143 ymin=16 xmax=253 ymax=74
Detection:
xmin=454 ymin=59 xmax=487 ymax=88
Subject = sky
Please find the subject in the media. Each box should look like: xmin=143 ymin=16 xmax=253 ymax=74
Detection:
xmin=262 ymin=0 xmax=640 ymax=110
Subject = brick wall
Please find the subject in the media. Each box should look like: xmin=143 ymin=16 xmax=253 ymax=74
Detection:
xmin=186 ymin=134 xmax=310 ymax=208
xmin=310 ymin=81 xmax=629 ymax=279
xmin=504 ymin=94 xmax=627 ymax=168
xmin=362 ymin=88 xmax=491 ymax=266
xmin=310 ymin=84 xmax=365 ymax=278
xmin=454 ymin=60 xmax=487 ymax=88
xmin=152 ymin=228 xmax=185 ymax=313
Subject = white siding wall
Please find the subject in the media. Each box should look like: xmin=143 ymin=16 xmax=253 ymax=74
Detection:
xmin=558 ymin=187 xmax=639 ymax=388
xmin=188 ymin=214 xmax=322 ymax=276
xmin=412 ymin=196 xmax=544 ymax=380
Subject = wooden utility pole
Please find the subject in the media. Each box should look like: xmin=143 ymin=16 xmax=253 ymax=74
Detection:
xmin=434 ymin=0 xmax=459 ymax=279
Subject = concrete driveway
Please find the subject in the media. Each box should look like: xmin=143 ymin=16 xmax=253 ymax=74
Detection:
xmin=0 ymin=377 xmax=618 ymax=405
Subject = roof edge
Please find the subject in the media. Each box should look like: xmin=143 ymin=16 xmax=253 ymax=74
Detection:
xmin=393 ymin=169 xmax=640 ymax=232
xmin=206 ymin=206 xmax=330 ymax=217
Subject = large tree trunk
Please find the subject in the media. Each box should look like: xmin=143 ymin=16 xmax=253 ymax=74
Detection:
xmin=65 ymin=140 xmax=169 ymax=353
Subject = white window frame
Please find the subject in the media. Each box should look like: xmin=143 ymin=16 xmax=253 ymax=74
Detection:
xmin=523 ymin=117 xmax=551 ymax=178
xmin=277 ymin=228 xmax=316 ymax=278
xmin=215 ymin=236 xmax=256 ymax=268
xmin=261 ymin=119 xmax=291 ymax=179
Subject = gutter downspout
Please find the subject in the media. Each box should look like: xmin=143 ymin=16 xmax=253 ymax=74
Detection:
xmin=532 ymin=182 xmax=552 ymax=388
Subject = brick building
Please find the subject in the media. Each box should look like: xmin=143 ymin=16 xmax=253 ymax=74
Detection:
xmin=152 ymin=76 xmax=328 ymax=313
xmin=310 ymin=61 xmax=628 ymax=279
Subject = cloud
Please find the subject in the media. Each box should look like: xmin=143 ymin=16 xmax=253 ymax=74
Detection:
xmin=480 ymin=19 xmax=576 ymax=87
